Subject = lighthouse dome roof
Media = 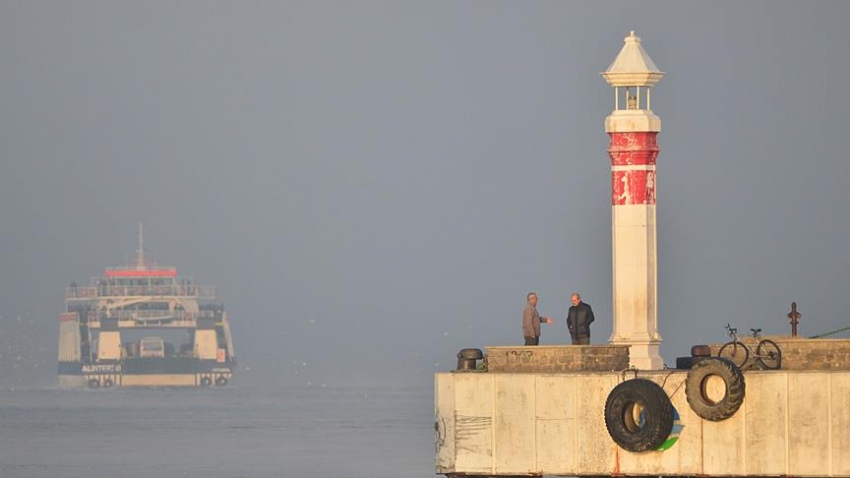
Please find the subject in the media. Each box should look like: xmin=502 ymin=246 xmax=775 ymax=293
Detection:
xmin=602 ymin=31 xmax=664 ymax=87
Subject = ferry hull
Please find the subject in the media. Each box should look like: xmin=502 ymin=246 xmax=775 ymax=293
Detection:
xmin=57 ymin=359 xmax=235 ymax=388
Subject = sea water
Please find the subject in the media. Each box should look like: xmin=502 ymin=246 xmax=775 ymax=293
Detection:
xmin=0 ymin=386 xmax=435 ymax=478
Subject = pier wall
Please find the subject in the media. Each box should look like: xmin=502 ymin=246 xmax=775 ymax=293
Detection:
xmin=709 ymin=337 xmax=850 ymax=370
xmin=485 ymin=345 xmax=630 ymax=373
xmin=435 ymin=369 xmax=850 ymax=477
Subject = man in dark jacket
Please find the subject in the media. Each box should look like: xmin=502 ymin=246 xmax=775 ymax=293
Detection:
xmin=522 ymin=292 xmax=551 ymax=345
xmin=567 ymin=293 xmax=594 ymax=345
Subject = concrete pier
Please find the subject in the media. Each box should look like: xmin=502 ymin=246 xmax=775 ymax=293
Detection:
xmin=435 ymin=367 xmax=850 ymax=477
xmin=434 ymin=30 xmax=850 ymax=478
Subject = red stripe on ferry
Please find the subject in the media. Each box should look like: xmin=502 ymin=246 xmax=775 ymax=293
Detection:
xmin=104 ymin=269 xmax=178 ymax=278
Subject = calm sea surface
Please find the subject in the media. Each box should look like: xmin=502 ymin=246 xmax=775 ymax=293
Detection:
xmin=0 ymin=386 xmax=435 ymax=478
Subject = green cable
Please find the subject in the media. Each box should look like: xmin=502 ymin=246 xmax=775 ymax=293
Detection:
xmin=809 ymin=325 xmax=850 ymax=339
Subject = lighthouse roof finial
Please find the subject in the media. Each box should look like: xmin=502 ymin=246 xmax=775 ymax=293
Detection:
xmin=602 ymin=30 xmax=664 ymax=87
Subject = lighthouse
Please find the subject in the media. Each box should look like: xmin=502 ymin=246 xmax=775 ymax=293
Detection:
xmin=602 ymin=31 xmax=664 ymax=369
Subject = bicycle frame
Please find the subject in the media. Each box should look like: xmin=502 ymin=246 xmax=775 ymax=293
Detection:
xmin=719 ymin=324 xmax=782 ymax=370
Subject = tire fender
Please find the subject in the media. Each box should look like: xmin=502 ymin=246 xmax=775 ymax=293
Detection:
xmin=604 ymin=378 xmax=674 ymax=452
xmin=685 ymin=357 xmax=745 ymax=421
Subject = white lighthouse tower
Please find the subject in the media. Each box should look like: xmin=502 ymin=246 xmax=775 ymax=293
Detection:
xmin=602 ymin=31 xmax=664 ymax=369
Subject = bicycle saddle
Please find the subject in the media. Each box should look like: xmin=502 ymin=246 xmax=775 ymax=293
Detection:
xmin=751 ymin=328 xmax=762 ymax=334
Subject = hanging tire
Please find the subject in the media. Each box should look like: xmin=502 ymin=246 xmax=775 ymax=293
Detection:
xmin=215 ymin=376 xmax=228 ymax=387
xmin=88 ymin=378 xmax=100 ymax=389
xmin=604 ymin=379 xmax=674 ymax=452
xmin=685 ymin=357 xmax=745 ymax=421
xmin=200 ymin=376 xmax=212 ymax=387
xmin=718 ymin=341 xmax=749 ymax=368
xmin=103 ymin=378 xmax=114 ymax=388
xmin=756 ymin=339 xmax=782 ymax=370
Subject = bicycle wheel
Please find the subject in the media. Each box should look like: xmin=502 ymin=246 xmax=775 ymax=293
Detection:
xmin=718 ymin=341 xmax=749 ymax=368
xmin=756 ymin=339 xmax=782 ymax=370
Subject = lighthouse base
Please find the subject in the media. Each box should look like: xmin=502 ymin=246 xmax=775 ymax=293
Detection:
xmin=610 ymin=338 xmax=663 ymax=370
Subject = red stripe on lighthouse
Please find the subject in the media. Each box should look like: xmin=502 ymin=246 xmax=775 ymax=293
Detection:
xmin=608 ymin=132 xmax=659 ymax=205
xmin=612 ymin=170 xmax=656 ymax=205
xmin=608 ymin=132 xmax=659 ymax=166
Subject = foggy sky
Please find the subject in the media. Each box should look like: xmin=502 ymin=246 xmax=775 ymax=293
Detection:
xmin=2 ymin=1 xmax=849 ymax=388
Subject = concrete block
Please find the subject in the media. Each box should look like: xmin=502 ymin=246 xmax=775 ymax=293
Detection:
xmin=788 ymin=373 xmax=831 ymax=475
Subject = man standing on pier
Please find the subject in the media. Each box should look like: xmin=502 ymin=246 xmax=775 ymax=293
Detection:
xmin=567 ymin=293 xmax=594 ymax=345
xmin=522 ymin=292 xmax=552 ymax=345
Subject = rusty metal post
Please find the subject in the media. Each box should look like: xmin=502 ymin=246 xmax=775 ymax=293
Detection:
xmin=788 ymin=301 xmax=801 ymax=337
xmin=456 ymin=348 xmax=483 ymax=371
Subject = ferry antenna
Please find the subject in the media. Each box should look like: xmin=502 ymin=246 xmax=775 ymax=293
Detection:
xmin=136 ymin=222 xmax=146 ymax=270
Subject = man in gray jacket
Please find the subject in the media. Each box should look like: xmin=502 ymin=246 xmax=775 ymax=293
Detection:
xmin=522 ymin=292 xmax=551 ymax=345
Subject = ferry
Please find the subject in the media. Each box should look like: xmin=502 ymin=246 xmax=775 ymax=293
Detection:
xmin=57 ymin=226 xmax=236 ymax=388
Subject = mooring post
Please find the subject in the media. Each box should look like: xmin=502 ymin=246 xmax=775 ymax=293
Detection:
xmin=788 ymin=301 xmax=801 ymax=337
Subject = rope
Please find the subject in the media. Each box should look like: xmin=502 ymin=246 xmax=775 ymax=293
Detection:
xmin=809 ymin=325 xmax=850 ymax=339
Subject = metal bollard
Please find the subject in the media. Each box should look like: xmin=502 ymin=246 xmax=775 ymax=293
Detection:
xmin=456 ymin=348 xmax=483 ymax=371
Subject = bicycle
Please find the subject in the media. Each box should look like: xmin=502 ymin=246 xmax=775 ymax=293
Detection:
xmin=718 ymin=324 xmax=782 ymax=370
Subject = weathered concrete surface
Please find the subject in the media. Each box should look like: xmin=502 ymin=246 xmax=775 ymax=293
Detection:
xmin=710 ymin=337 xmax=850 ymax=370
xmin=435 ymin=370 xmax=850 ymax=477
xmin=486 ymin=345 xmax=630 ymax=373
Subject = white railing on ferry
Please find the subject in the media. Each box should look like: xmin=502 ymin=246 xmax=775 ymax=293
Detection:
xmin=65 ymin=285 xmax=216 ymax=299
xmin=112 ymin=310 xmax=217 ymax=321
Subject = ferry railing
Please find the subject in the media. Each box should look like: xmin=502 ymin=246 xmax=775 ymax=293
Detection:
xmin=112 ymin=310 xmax=217 ymax=321
xmin=88 ymin=319 xmax=201 ymax=329
xmin=65 ymin=287 xmax=98 ymax=299
xmin=66 ymin=285 xmax=216 ymax=300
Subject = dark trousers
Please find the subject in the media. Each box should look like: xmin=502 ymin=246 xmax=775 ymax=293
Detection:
xmin=571 ymin=336 xmax=590 ymax=345
xmin=524 ymin=336 xmax=539 ymax=346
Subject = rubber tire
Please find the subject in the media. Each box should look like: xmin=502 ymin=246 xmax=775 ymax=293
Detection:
xmin=685 ymin=357 xmax=746 ymax=421
xmin=604 ymin=379 xmax=674 ymax=453
xmin=200 ymin=376 xmax=212 ymax=387
xmin=103 ymin=378 xmax=114 ymax=388
xmin=718 ymin=341 xmax=749 ymax=368
xmin=88 ymin=378 xmax=100 ymax=389
xmin=215 ymin=376 xmax=228 ymax=387
xmin=756 ymin=339 xmax=782 ymax=370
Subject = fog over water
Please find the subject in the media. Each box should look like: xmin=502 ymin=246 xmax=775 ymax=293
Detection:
xmin=0 ymin=387 xmax=434 ymax=478
xmin=2 ymin=2 xmax=850 ymax=392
